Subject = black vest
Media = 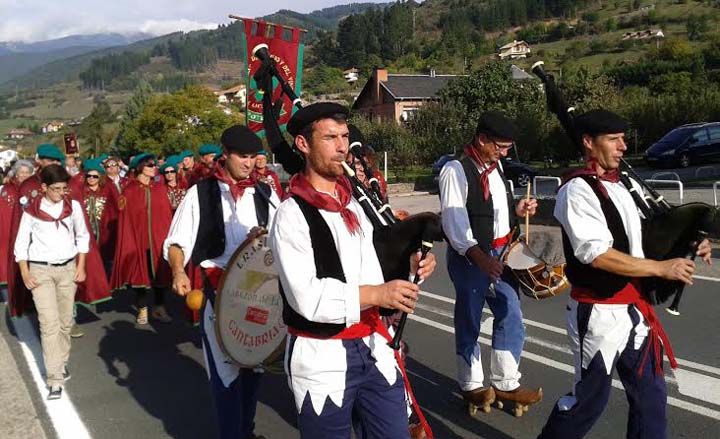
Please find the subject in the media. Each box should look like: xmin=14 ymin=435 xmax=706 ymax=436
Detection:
xmin=561 ymin=175 xmax=631 ymax=299
xmin=459 ymin=157 xmax=518 ymax=253
xmin=278 ymin=196 xmax=348 ymax=337
xmin=190 ymin=178 xmax=272 ymax=266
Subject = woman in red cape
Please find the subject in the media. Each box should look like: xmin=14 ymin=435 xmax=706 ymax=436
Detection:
xmin=1 ymin=160 xmax=34 ymax=288
xmin=110 ymin=153 xmax=173 ymax=325
xmin=71 ymin=158 xmax=117 ymax=307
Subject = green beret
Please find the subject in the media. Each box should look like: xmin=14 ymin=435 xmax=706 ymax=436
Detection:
xmin=256 ymin=150 xmax=268 ymax=156
xmin=287 ymin=102 xmax=349 ymax=137
xmin=159 ymin=162 xmax=177 ymax=173
xmin=129 ymin=152 xmax=156 ymax=170
xmin=179 ymin=149 xmax=194 ymax=159
xmin=199 ymin=143 xmax=221 ymax=156
xmin=84 ymin=158 xmax=105 ymax=175
xmin=97 ymin=153 xmax=109 ymax=163
xmin=36 ymin=144 xmax=65 ymax=161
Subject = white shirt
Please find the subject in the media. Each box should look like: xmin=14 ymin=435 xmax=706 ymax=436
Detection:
xmin=270 ymin=195 xmax=399 ymax=415
xmin=163 ymin=181 xmax=280 ymax=269
xmin=439 ymin=159 xmax=511 ymax=256
xmin=269 ymin=196 xmax=385 ymax=327
xmin=14 ymin=198 xmax=90 ymax=264
xmin=555 ymin=177 xmax=644 ymax=264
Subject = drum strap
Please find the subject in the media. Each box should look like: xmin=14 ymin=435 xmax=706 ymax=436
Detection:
xmin=200 ymin=267 xmax=225 ymax=308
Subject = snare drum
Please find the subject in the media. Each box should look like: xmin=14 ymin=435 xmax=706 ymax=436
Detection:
xmin=503 ymin=239 xmax=569 ymax=300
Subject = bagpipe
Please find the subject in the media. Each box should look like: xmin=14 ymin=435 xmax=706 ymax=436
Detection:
xmin=250 ymin=43 xmax=444 ymax=349
xmin=531 ymin=61 xmax=719 ymax=314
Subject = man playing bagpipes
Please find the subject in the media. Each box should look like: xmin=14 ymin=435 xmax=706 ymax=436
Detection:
xmin=537 ymin=109 xmax=713 ymax=439
xmin=164 ymin=125 xmax=280 ymax=439
xmin=438 ymin=110 xmax=542 ymax=416
xmin=269 ymin=102 xmax=437 ymax=439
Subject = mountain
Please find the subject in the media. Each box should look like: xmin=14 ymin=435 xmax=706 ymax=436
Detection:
xmin=0 ymin=33 xmax=184 ymax=92
xmin=260 ymin=2 xmax=392 ymax=40
xmin=0 ymin=33 xmax=157 ymax=85
xmin=0 ymin=33 xmax=154 ymax=54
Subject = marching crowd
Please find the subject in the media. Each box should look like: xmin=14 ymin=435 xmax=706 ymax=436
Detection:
xmin=0 ymin=103 xmax=714 ymax=439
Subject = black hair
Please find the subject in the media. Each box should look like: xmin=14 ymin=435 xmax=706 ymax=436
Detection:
xmin=40 ymin=164 xmax=70 ymax=186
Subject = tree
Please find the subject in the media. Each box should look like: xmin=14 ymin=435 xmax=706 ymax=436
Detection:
xmin=78 ymin=98 xmax=115 ymax=157
xmin=114 ymin=80 xmax=153 ymax=158
xmin=118 ymin=85 xmax=240 ymax=158
xmin=687 ymin=14 xmax=710 ymax=41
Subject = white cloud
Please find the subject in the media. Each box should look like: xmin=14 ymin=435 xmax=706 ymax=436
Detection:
xmin=0 ymin=0 xmax=394 ymax=42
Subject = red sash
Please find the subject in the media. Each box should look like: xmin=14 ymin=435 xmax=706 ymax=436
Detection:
xmin=571 ymin=280 xmax=677 ymax=376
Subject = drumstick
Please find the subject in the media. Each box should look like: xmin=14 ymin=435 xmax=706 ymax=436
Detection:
xmin=525 ymin=182 xmax=531 ymax=245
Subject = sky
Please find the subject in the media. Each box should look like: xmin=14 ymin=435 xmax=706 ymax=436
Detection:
xmin=0 ymin=0 xmax=394 ymax=42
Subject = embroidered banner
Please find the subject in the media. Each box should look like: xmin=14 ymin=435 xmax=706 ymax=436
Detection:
xmin=239 ymin=18 xmax=305 ymax=137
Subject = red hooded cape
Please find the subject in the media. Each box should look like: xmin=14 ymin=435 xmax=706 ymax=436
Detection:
xmin=0 ymin=182 xmax=19 ymax=286
xmin=110 ymin=178 xmax=173 ymax=290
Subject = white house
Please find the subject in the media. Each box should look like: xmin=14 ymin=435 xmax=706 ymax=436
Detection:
xmin=41 ymin=120 xmax=64 ymax=134
xmin=497 ymin=40 xmax=531 ymax=60
xmin=343 ymin=68 xmax=360 ymax=84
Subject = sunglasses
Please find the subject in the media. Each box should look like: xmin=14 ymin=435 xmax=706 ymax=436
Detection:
xmin=163 ymin=170 xmax=177 ymax=175
xmin=105 ymin=163 xmax=118 ymax=168
xmin=85 ymin=174 xmax=101 ymax=180
xmin=144 ymin=162 xmax=157 ymax=168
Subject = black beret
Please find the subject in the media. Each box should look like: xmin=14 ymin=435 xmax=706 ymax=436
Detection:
xmin=287 ymin=102 xmax=349 ymax=137
xmin=574 ymin=109 xmax=628 ymax=137
xmin=475 ymin=110 xmax=519 ymax=141
xmin=220 ymin=125 xmax=263 ymax=155
xmin=348 ymin=124 xmax=365 ymax=148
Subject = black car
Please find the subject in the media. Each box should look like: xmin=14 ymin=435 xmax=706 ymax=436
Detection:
xmin=432 ymin=154 xmax=538 ymax=188
xmin=645 ymin=122 xmax=720 ymax=168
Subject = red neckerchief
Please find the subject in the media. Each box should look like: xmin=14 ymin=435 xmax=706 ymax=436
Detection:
xmin=288 ymin=173 xmax=361 ymax=236
xmin=562 ymin=157 xmax=620 ymax=198
xmin=25 ymin=196 xmax=73 ymax=231
xmin=463 ymin=144 xmax=497 ymax=201
xmin=212 ymin=161 xmax=256 ymax=200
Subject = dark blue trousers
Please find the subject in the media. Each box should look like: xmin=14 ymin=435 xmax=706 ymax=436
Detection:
xmin=538 ymin=304 xmax=668 ymax=439
xmin=294 ymin=338 xmax=410 ymax=439
xmin=201 ymin=307 xmax=262 ymax=439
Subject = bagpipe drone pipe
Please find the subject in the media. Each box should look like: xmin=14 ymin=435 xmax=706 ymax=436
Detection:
xmin=531 ymin=61 xmax=720 ymax=312
xmin=251 ymin=44 xmax=444 ymax=345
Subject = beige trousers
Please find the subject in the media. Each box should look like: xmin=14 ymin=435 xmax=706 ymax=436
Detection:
xmin=29 ymin=262 xmax=76 ymax=387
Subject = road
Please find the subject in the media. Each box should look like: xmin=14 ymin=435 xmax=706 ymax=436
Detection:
xmin=2 ymin=193 xmax=719 ymax=439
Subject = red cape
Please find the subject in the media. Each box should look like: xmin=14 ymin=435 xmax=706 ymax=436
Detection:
xmin=187 ymin=162 xmax=213 ymax=187
xmin=0 ymin=182 xmax=18 ymax=286
xmin=7 ymin=175 xmax=44 ymax=317
xmin=110 ymin=178 xmax=173 ymax=290
xmin=73 ymin=182 xmax=119 ymax=261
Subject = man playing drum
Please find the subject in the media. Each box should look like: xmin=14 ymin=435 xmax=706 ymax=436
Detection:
xmin=269 ymin=102 xmax=437 ymax=438
xmin=438 ymin=110 xmax=541 ymax=416
xmin=164 ymin=125 xmax=280 ymax=439
xmin=537 ymin=109 xmax=713 ymax=439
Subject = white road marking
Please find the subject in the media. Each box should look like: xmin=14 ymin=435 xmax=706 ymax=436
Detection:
xmin=420 ymin=290 xmax=720 ymax=375
xmin=694 ymin=275 xmax=720 ymax=282
xmin=410 ymin=302 xmax=720 ymax=420
xmin=13 ymin=317 xmax=91 ymax=439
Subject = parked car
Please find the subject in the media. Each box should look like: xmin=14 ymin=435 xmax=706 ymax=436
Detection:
xmin=645 ymin=122 xmax=720 ymax=168
xmin=431 ymin=154 xmax=538 ymax=188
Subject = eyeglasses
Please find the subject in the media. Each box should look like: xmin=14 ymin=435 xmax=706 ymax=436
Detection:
xmin=47 ymin=185 xmax=68 ymax=193
xmin=490 ymin=139 xmax=514 ymax=151
xmin=85 ymin=174 xmax=100 ymax=180
xmin=105 ymin=163 xmax=118 ymax=168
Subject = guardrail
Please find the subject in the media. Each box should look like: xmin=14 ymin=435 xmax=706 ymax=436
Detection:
xmin=714 ymin=181 xmax=720 ymax=207
xmin=533 ymin=176 xmax=562 ymax=197
xmin=646 ymin=179 xmax=684 ymax=205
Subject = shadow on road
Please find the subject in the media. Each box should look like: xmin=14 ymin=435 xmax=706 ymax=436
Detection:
xmin=97 ymin=309 xmax=217 ymax=439
xmin=406 ymin=357 xmax=517 ymax=439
